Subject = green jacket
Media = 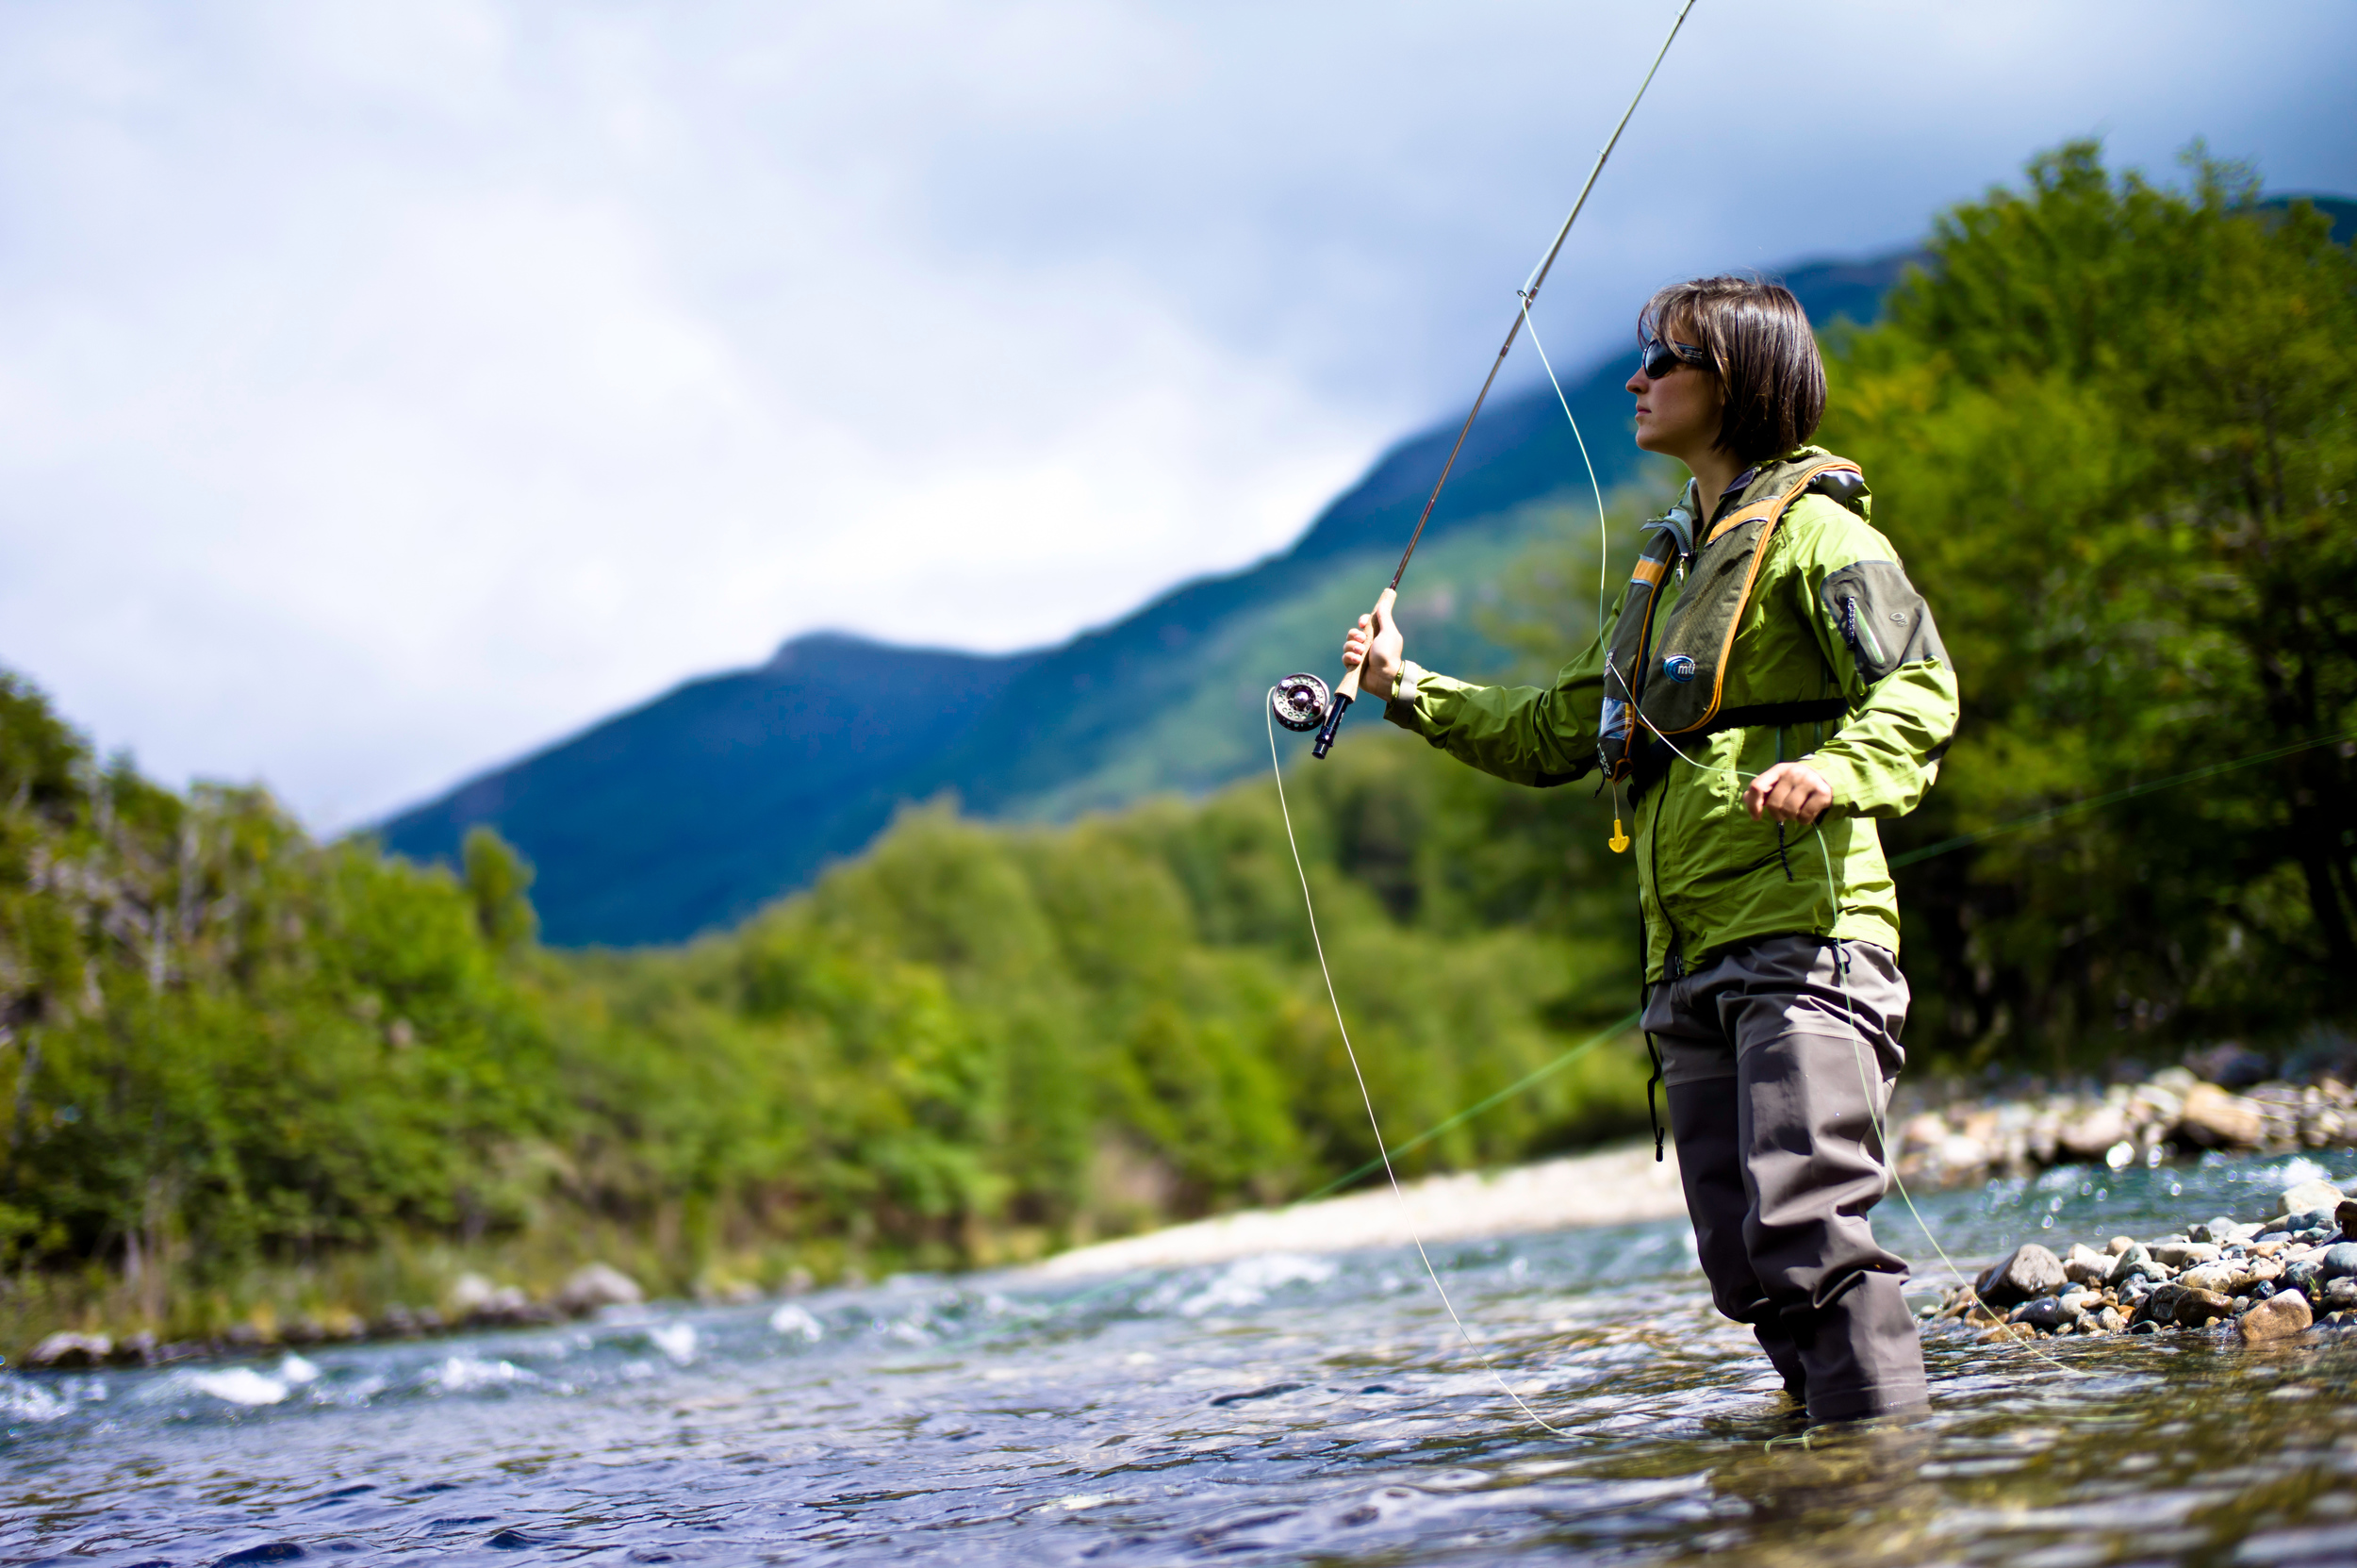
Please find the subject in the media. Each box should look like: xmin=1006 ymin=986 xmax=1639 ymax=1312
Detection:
xmin=1383 ymin=448 xmax=1959 ymax=982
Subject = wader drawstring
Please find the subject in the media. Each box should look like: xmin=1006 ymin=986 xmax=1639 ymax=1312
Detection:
xmin=1643 ymin=1031 xmax=1667 ymax=1162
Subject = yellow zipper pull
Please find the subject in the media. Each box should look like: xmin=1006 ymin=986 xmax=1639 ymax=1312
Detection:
xmin=1609 ymin=817 xmax=1630 ymax=853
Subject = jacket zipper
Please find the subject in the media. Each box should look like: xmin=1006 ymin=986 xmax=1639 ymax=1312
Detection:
xmin=1842 ymin=595 xmax=1888 ymax=667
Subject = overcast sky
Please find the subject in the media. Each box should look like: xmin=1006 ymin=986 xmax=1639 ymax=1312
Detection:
xmin=2 ymin=1 xmax=2351 ymax=829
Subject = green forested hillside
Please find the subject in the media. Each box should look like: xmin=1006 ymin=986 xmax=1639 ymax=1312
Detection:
xmin=3 ymin=144 xmax=2351 ymax=1352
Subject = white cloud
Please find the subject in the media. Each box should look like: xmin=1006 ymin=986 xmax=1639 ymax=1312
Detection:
xmin=0 ymin=0 xmax=2349 ymax=827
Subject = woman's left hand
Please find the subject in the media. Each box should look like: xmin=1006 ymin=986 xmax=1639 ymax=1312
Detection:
xmin=1745 ymin=762 xmax=1832 ymax=825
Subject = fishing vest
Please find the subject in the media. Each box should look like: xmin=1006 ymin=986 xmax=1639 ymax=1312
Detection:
xmin=1598 ymin=452 xmax=1867 ymax=787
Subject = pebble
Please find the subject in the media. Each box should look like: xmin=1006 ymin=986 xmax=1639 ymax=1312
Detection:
xmin=2240 ymin=1292 xmax=2314 ymax=1342
xmin=1937 ymin=1167 xmax=2356 ymax=1345
xmin=2283 ymin=1179 xmax=2346 ymax=1215
xmin=2108 ymin=1245 xmax=2169 ymax=1290
xmin=2062 ymin=1243 xmax=2112 ymax=1286
xmin=1976 ymin=1244 xmax=2068 ymax=1309
xmin=28 ymin=1332 xmax=113 ymax=1369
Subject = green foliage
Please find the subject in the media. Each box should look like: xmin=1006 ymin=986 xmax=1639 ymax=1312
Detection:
xmin=464 ymin=827 xmax=539 ymax=952
xmin=0 ymin=672 xmax=1647 ymax=1345
xmin=1817 ymin=141 xmax=2357 ymax=1065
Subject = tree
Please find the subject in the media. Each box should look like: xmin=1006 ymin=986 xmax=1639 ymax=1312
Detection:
xmin=1822 ymin=142 xmax=2357 ymax=1064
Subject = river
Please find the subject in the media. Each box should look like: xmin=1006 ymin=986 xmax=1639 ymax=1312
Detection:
xmin=6 ymin=1152 xmax=2354 ymax=1566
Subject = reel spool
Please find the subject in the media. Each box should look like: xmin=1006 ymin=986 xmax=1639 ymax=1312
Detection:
xmin=1270 ymin=672 xmax=1333 ymax=733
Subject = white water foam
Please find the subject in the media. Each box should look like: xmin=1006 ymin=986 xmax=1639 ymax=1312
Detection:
xmin=1175 ymin=1253 xmax=1337 ymax=1318
xmin=187 ymin=1367 xmax=288 ymax=1406
xmin=648 ymin=1323 xmax=698 ymax=1364
xmin=768 ymin=1303 xmax=824 ymax=1342
xmin=430 ymin=1355 xmax=534 ymax=1393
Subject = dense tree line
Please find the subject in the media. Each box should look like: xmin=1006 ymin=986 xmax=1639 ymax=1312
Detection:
xmin=0 ymin=142 xmax=2348 ymax=1344
xmin=0 ymin=670 xmax=1643 ymax=1339
xmin=1824 ymin=144 xmax=2357 ymax=1064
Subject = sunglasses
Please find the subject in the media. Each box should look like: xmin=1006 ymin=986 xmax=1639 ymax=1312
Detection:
xmin=1638 ymin=337 xmax=1709 ymax=379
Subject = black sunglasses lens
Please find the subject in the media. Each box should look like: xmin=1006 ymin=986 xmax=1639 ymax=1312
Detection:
xmin=1640 ymin=339 xmax=1676 ymax=378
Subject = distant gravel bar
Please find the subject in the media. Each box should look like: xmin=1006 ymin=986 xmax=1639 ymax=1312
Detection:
xmin=1038 ymin=1143 xmax=1689 ymax=1277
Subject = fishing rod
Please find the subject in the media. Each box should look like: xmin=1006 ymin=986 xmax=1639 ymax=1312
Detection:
xmin=1271 ymin=0 xmax=1699 ymax=757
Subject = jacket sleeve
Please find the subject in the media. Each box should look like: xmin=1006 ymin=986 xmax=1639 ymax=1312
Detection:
xmin=1795 ymin=514 xmax=1960 ymax=818
xmin=1379 ymin=608 xmax=1615 ymax=787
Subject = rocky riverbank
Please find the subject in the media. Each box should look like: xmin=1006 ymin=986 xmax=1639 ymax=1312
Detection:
xmin=15 ymin=1262 xmax=659 ymax=1371
xmin=1937 ymin=1170 xmax=2357 ymax=1344
xmin=1894 ymin=1056 xmax=2357 ymax=1189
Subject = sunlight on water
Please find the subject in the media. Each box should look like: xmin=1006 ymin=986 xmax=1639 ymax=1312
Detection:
xmin=4 ymin=1154 xmax=2354 ymax=1566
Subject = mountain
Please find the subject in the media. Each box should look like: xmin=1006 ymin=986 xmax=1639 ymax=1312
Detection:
xmin=381 ymin=635 xmax=1036 ymax=945
xmin=371 ymin=245 xmax=1926 ymax=945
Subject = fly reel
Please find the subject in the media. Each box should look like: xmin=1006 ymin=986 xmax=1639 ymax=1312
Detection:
xmin=1270 ymin=672 xmax=1333 ymax=733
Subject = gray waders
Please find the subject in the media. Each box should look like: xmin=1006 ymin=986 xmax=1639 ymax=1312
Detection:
xmin=1641 ymin=933 xmax=1929 ymax=1422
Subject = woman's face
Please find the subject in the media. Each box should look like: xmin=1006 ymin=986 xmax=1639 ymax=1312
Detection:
xmin=1627 ymin=328 xmax=1724 ymax=461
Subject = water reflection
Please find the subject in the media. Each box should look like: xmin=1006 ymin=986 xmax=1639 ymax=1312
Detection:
xmin=2 ymin=1154 xmax=2352 ymax=1566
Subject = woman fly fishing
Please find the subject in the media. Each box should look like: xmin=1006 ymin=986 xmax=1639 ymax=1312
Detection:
xmin=1341 ymin=275 xmax=1959 ymax=1422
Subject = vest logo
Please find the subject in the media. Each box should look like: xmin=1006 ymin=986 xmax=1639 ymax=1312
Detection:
xmin=1662 ymin=654 xmax=1697 ymax=683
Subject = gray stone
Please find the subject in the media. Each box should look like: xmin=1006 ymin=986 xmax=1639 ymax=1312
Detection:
xmin=2059 ymin=1105 xmax=2129 ymax=1162
xmin=2316 ymin=1243 xmax=2357 ymax=1282
xmin=2180 ymin=1082 xmax=2268 ymax=1147
xmin=2108 ymin=1245 xmax=2170 ymax=1290
xmin=2106 ymin=1235 xmax=2135 ymax=1256
xmin=29 ymin=1331 xmax=111 ymax=1368
xmin=1976 ymin=1244 xmax=2069 ymax=1309
xmin=2171 ymin=1287 xmax=2235 ymax=1328
xmin=2240 ymin=1291 xmax=2314 ymax=1342
xmin=2063 ymin=1243 xmax=2113 ymax=1286
xmin=2325 ymin=1278 xmax=2357 ymax=1312
xmin=450 ymin=1272 xmax=501 ymax=1313
xmin=2283 ymin=1178 xmax=2347 ymax=1216
xmin=2179 ymin=1262 xmax=2249 ymax=1295
xmin=2009 ymin=1296 xmax=2078 ymax=1331
xmin=2154 ymin=1241 xmax=2222 ymax=1269
xmin=557 ymin=1263 xmax=645 ymax=1315
xmin=2134 ymin=1283 xmax=2189 ymax=1327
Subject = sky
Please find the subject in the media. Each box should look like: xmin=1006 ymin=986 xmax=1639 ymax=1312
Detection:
xmin=1 ymin=1 xmax=2351 ymax=830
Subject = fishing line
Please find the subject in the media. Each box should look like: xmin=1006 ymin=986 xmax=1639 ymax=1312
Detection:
xmin=1888 ymin=728 xmax=2356 ymax=867
xmin=1267 ymin=701 xmax=1579 ymax=1437
xmin=1299 ymin=1009 xmax=1640 ymax=1204
xmin=1293 ymin=0 xmax=1699 ymax=759
xmin=1516 ymin=295 xmax=1612 ymax=639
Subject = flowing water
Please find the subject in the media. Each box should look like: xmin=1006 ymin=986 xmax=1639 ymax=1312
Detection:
xmin=8 ymin=1152 xmax=2357 ymax=1567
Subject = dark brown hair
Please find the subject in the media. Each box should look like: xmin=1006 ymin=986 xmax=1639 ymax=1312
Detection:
xmin=1638 ymin=275 xmax=1826 ymax=463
